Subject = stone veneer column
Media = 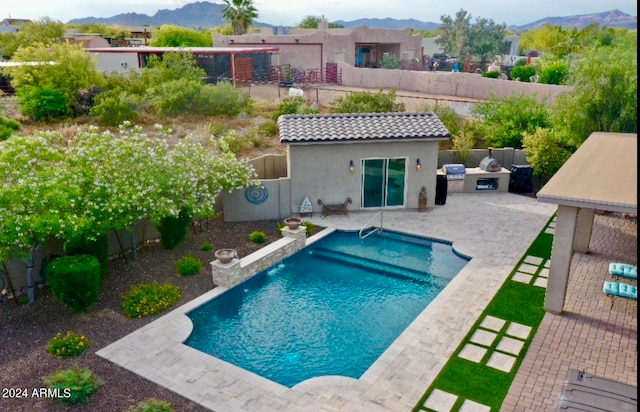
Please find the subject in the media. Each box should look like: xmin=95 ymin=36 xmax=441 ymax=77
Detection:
xmin=211 ymin=258 xmax=241 ymax=288
xmin=210 ymin=226 xmax=307 ymax=289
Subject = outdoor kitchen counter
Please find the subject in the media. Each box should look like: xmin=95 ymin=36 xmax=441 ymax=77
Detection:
xmin=437 ymin=167 xmax=511 ymax=193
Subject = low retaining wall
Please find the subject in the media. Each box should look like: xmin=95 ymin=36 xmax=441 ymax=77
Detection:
xmin=210 ymin=226 xmax=307 ymax=288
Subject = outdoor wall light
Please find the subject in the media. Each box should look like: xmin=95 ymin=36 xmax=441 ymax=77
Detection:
xmin=349 ymin=160 xmax=355 ymax=172
xmin=416 ymin=158 xmax=422 ymax=170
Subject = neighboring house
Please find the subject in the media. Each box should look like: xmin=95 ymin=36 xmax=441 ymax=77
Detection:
xmin=67 ymin=35 xmax=111 ymax=48
xmin=0 ymin=18 xmax=31 ymax=35
xmin=213 ymin=23 xmax=424 ymax=85
xmin=422 ymin=34 xmax=522 ymax=66
xmin=222 ymin=112 xmax=451 ymax=222
xmin=85 ymin=46 xmax=279 ymax=84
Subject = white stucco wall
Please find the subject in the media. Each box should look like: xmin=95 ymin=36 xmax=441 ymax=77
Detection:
xmin=287 ymin=139 xmax=443 ymax=215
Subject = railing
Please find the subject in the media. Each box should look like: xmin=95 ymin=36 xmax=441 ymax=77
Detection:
xmin=359 ymin=211 xmax=383 ymax=239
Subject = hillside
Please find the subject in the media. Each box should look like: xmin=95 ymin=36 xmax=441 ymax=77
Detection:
xmin=66 ymin=2 xmax=636 ymax=31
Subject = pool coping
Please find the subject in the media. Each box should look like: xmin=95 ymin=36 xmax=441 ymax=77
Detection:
xmin=96 ymin=193 xmax=557 ymax=411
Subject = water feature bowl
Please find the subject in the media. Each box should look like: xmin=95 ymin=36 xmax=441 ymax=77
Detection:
xmin=215 ymin=249 xmax=237 ymax=264
xmin=284 ymin=217 xmax=302 ymax=230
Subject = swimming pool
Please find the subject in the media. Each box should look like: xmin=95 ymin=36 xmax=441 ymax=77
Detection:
xmin=185 ymin=229 xmax=469 ymax=388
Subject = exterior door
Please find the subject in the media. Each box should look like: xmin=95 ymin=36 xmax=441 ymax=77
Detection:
xmin=361 ymin=158 xmax=406 ymax=208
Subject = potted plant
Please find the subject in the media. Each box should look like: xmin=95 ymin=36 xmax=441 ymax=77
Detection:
xmin=283 ymin=217 xmax=302 ymax=230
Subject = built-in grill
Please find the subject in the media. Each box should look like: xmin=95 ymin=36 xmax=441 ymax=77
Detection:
xmin=442 ymin=164 xmax=466 ymax=180
xmin=478 ymin=148 xmax=502 ymax=172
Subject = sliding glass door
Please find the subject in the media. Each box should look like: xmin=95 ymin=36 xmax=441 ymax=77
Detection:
xmin=361 ymin=158 xmax=406 ymax=208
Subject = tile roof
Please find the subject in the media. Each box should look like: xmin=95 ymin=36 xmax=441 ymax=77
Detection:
xmin=278 ymin=112 xmax=451 ymax=144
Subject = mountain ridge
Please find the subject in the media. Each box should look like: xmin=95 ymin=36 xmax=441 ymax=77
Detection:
xmin=66 ymin=2 xmax=637 ymax=31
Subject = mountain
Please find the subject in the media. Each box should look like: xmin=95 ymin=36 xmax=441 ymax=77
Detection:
xmin=333 ymin=18 xmax=440 ymax=31
xmin=514 ymin=9 xmax=636 ymax=30
xmin=66 ymin=2 xmax=636 ymax=31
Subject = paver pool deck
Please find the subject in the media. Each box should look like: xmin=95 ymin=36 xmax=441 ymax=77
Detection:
xmin=96 ymin=192 xmax=637 ymax=411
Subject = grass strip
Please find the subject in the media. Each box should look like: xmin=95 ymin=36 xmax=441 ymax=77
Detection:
xmin=413 ymin=214 xmax=555 ymax=411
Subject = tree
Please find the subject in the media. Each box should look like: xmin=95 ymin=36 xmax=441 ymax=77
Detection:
xmin=0 ymin=17 xmax=64 ymax=58
xmin=5 ymin=42 xmax=105 ymax=117
xmin=0 ymin=134 xmax=76 ymax=303
xmin=436 ymin=9 xmax=472 ymax=59
xmin=222 ymin=0 xmax=259 ymax=35
xmin=471 ymin=94 xmax=550 ymax=148
xmin=149 ymin=25 xmax=212 ymax=47
xmin=68 ymin=22 xmax=130 ymax=40
xmin=467 ymin=17 xmax=507 ymax=68
xmin=522 ymin=127 xmax=573 ymax=185
xmin=0 ymin=126 xmax=256 ymax=303
xmin=518 ymin=24 xmax=574 ymax=57
xmin=550 ymin=32 xmax=637 ymax=146
xmin=297 ymin=15 xmax=343 ymax=29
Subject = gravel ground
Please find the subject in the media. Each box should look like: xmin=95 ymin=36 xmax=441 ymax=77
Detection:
xmin=0 ymin=216 xmax=291 ymax=412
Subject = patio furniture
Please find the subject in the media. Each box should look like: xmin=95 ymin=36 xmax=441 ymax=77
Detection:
xmin=609 ymin=263 xmax=637 ymax=280
xmin=555 ymin=368 xmax=637 ymax=411
xmin=317 ymin=197 xmax=352 ymax=217
xmin=602 ymin=281 xmax=637 ymax=308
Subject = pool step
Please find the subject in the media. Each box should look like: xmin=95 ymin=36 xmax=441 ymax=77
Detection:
xmin=352 ymin=229 xmax=436 ymax=249
xmin=312 ymin=247 xmax=448 ymax=287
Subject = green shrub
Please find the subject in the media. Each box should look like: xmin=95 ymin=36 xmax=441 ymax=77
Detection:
xmin=272 ymin=96 xmax=319 ymax=121
xmin=41 ymin=366 xmax=102 ymax=404
xmin=380 ymin=54 xmax=402 ymax=69
xmin=176 ymin=254 xmax=203 ymax=276
xmin=217 ymin=130 xmax=247 ymax=153
xmin=17 ymin=87 xmax=72 ymax=121
xmin=64 ymin=233 xmax=109 ymax=278
xmin=200 ymin=241 xmax=214 ymax=251
xmin=538 ymin=60 xmax=569 ymax=85
xmin=257 ymin=119 xmax=279 ymax=136
xmin=46 ymin=255 xmax=101 ymax=312
xmin=127 ymin=398 xmax=176 ymax=412
xmin=482 ymin=71 xmax=501 ymax=78
xmin=248 ymin=231 xmax=267 ymax=243
xmin=121 ymin=281 xmax=182 ymax=319
xmin=301 ymin=220 xmax=317 ymax=236
xmin=510 ymin=65 xmax=537 ymax=82
xmin=329 ymin=88 xmax=405 ymax=113
xmin=47 ymin=331 xmax=91 ymax=358
xmin=75 ymin=85 xmax=104 ymax=116
xmin=0 ymin=116 xmax=20 ymax=140
xmin=89 ymin=90 xmax=139 ymax=126
xmin=157 ymin=208 xmax=192 ymax=250
xmin=147 ymin=79 xmax=251 ymax=117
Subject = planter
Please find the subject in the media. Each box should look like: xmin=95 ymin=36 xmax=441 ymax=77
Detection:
xmin=214 ymin=248 xmax=237 ymax=264
xmin=284 ymin=217 xmax=303 ymax=230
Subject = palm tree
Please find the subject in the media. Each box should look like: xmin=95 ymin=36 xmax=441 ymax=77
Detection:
xmin=222 ymin=0 xmax=259 ymax=35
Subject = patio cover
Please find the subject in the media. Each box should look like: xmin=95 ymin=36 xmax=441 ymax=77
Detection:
xmin=537 ymin=132 xmax=637 ymax=313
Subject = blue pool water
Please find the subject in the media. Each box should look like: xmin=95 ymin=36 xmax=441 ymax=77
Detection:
xmin=185 ymin=229 xmax=469 ymax=388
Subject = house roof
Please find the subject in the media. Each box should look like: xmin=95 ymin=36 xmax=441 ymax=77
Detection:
xmin=278 ymin=112 xmax=451 ymax=144
xmin=85 ymin=46 xmax=279 ymax=54
xmin=537 ymin=132 xmax=637 ymax=214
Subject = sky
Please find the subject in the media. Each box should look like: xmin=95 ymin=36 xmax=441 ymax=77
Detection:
xmin=3 ymin=0 xmax=637 ymax=27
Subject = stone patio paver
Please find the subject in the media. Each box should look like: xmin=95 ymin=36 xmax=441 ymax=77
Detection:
xmin=96 ymin=194 xmax=637 ymax=411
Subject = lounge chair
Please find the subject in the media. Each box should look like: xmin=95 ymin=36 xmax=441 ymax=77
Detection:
xmin=609 ymin=263 xmax=637 ymax=280
xmin=603 ymin=281 xmax=637 ymax=308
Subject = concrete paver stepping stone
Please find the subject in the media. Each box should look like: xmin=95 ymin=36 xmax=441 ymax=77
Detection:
xmin=424 ymin=388 xmax=458 ymax=411
xmin=458 ymin=343 xmax=487 ymax=363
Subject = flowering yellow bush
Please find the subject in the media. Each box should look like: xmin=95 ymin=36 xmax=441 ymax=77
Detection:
xmin=121 ymin=281 xmax=181 ymax=319
xmin=46 ymin=331 xmax=91 ymax=358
